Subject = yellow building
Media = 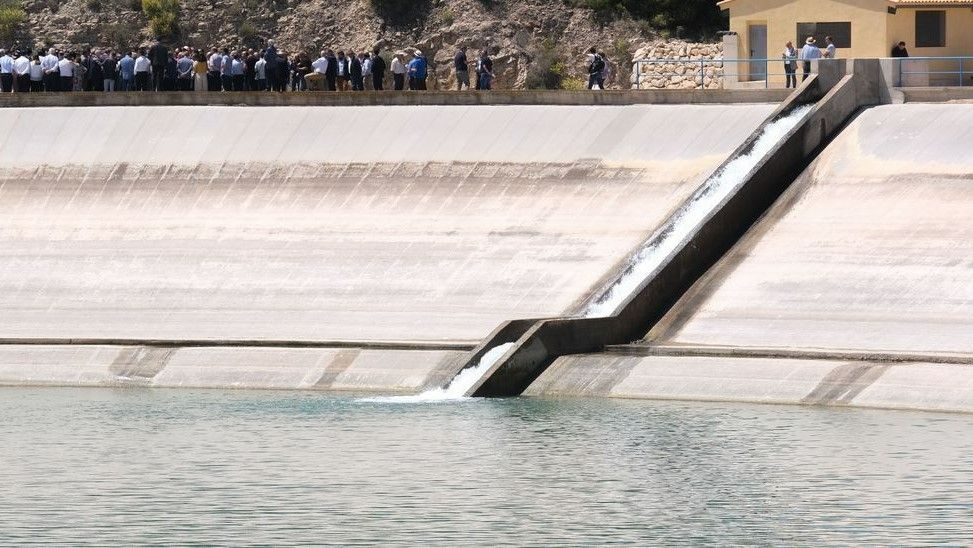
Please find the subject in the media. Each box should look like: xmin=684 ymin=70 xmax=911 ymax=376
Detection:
xmin=719 ymin=0 xmax=973 ymax=84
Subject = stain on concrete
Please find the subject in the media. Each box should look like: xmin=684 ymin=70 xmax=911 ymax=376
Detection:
xmin=314 ymin=349 xmax=361 ymax=389
xmin=109 ymin=346 xmax=176 ymax=379
xmin=525 ymin=355 xmax=639 ymax=397
xmin=802 ymin=362 xmax=891 ymax=406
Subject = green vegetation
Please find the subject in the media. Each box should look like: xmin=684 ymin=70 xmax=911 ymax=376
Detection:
xmin=142 ymin=0 xmax=180 ymax=38
xmin=0 ymin=0 xmax=25 ymax=43
xmin=525 ymin=38 xmax=565 ymax=90
xmin=573 ymin=0 xmax=725 ymax=38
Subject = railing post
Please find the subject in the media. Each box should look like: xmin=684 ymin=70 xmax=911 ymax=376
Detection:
xmin=961 ymin=58 xmax=965 ymax=87
xmin=700 ymin=59 xmax=705 ymax=89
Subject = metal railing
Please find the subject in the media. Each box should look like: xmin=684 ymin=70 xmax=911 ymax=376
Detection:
xmin=894 ymin=56 xmax=972 ymax=87
xmin=633 ymin=57 xmax=811 ymax=90
xmin=634 ymin=56 xmax=973 ymax=89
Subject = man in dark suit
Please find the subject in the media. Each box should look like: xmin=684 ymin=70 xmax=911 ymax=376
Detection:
xmin=148 ymin=38 xmax=168 ymax=91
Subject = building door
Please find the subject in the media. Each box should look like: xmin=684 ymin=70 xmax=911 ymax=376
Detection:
xmin=748 ymin=24 xmax=768 ymax=81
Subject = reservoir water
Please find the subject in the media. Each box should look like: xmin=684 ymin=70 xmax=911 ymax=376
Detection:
xmin=1 ymin=388 xmax=970 ymax=545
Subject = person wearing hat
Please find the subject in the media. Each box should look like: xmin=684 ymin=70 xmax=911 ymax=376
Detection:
xmin=799 ymin=36 xmax=822 ymax=82
xmin=390 ymin=51 xmax=407 ymax=91
xmin=407 ymin=49 xmax=428 ymax=90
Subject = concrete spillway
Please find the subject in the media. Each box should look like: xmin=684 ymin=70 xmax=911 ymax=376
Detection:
xmin=530 ymin=103 xmax=973 ymax=412
xmin=0 ymin=103 xmax=775 ymax=390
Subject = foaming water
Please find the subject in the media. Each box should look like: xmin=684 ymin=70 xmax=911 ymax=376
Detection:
xmin=2 ymin=388 xmax=971 ymax=545
xmin=585 ymin=105 xmax=814 ymax=318
xmin=360 ymin=342 xmax=516 ymax=403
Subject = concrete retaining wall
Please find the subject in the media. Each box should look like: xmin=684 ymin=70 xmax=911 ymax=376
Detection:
xmin=0 ymin=89 xmax=791 ymax=108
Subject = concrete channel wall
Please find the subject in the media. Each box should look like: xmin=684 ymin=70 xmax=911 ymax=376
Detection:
xmin=0 ymin=102 xmax=776 ymax=391
xmin=468 ymin=60 xmax=885 ymax=398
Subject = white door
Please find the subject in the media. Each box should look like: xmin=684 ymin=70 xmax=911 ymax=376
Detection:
xmin=749 ymin=24 xmax=768 ymax=81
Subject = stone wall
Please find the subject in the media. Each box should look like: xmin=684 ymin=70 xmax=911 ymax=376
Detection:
xmin=630 ymin=41 xmax=724 ymax=90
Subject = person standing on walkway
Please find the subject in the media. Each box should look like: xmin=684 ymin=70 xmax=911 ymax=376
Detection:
xmin=349 ymin=50 xmax=363 ymax=91
xmin=824 ymin=36 xmax=837 ymax=59
xmin=193 ymin=51 xmax=208 ymax=91
xmin=0 ymin=50 xmax=13 ymax=92
xmin=133 ymin=50 xmax=151 ymax=91
xmin=477 ymin=49 xmax=494 ymax=90
xmin=325 ymin=49 xmax=338 ymax=91
xmin=361 ymin=52 xmax=372 ymax=90
xmin=118 ymin=51 xmax=135 ymax=91
xmin=799 ymin=37 xmax=821 ymax=82
xmin=41 ymin=48 xmax=58 ymax=91
xmin=231 ymin=52 xmax=246 ymax=91
xmin=13 ymin=50 xmax=30 ymax=92
xmin=245 ymin=49 xmax=257 ymax=91
xmin=391 ymin=51 xmax=406 ymax=90
xmin=335 ymin=51 xmax=350 ymax=91
xmin=207 ymin=47 xmax=222 ymax=91
xmin=29 ymin=55 xmax=44 ymax=92
xmin=371 ymin=47 xmax=386 ymax=91
xmin=254 ymin=51 xmax=267 ymax=91
xmin=102 ymin=50 xmax=118 ymax=91
xmin=586 ymin=47 xmax=605 ymax=90
xmin=148 ymin=38 xmax=168 ymax=91
xmin=407 ymin=50 xmax=427 ymax=90
xmin=782 ymin=41 xmax=798 ymax=89
xmin=219 ymin=48 xmax=233 ymax=92
xmin=454 ymin=46 xmax=469 ymax=90
xmin=176 ymin=51 xmax=193 ymax=91
xmin=264 ymin=40 xmax=279 ymax=92
xmin=58 ymin=53 xmax=76 ymax=92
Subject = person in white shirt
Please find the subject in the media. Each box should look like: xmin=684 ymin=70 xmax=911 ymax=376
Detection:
xmin=13 ymin=51 xmax=30 ymax=92
xmin=799 ymin=36 xmax=822 ymax=82
xmin=133 ymin=51 xmax=151 ymax=91
xmin=307 ymin=51 xmax=328 ymax=91
xmin=0 ymin=49 xmax=13 ymax=92
xmin=254 ymin=55 xmax=267 ymax=91
xmin=824 ymin=36 xmax=837 ymax=59
xmin=29 ymin=55 xmax=44 ymax=92
xmin=390 ymin=51 xmax=406 ymax=91
xmin=207 ymin=48 xmax=222 ymax=91
xmin=361 ymin=52 xmax=372 ymax=90
xmin=41 ymin=48 xmax=59 ymax=91
xmin=57 ymin=54 xmax=76 ymax=92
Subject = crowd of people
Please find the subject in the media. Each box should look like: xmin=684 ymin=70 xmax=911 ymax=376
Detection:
xmin=0 ymin=39 xmax=507 ymax=93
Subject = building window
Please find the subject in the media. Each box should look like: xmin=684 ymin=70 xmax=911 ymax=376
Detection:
xmin=915 ymin=11 xmax=946 ymax=48
xmin=796 ymin=22 xmax=852 ymax=48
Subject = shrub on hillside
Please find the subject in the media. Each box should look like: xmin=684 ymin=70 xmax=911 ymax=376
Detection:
xmin=142 ymin=0 xmax=179 ymax=38
xmin=0 ymin=0 xmax=25 ymax=43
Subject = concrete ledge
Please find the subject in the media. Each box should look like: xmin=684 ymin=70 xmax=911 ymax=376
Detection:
xmin=0 ymin=89 xmax=791 ymax=108
xmin=0 ymin=338 xmax=476 ymax=351
xmin=900 ymin=87 xmax=973 ymax=103
xmin=0 ymin=344 xmax=468 ymax=393
xmin=525 ymin=354 xmax=973 ymax=414
xmin=608 ymin=344 xmax=973 ymax=366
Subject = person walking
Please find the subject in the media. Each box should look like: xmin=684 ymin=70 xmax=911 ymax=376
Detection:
xmin=41 ymin=48 xmax=58 ymax=91
xmin=586 ymin=47 xmax=605 ymax=90
xmin=782 ymin=41 xmax=798 ymax=89
xmin=370 ymin=47 xmax=386 ymax=91
xmin=101 ymin=50 xmax=118 ymax=91
xmin=133 ymin=50 xmax=151 ymax=91
xmin=0 ymin=50 xmax=13 ymax=92
xmin=29 ymin=55 xmax=44 ymax=92
xmin=118 ymin=51 xmax=135 ymax=91
xmin=193 ymin=51 xmax=208 ymax=91
xmin=57 ymin=53 xmax=76 ymax=92
xmin=13 ymin=50 xmax=30 ymax=92
xmin=453 ymin=46 xmax=469 ymax=90
xmin=407 ymin=50 xmax=427 ymax=90
xmin=148 ymin=38 xmax=168 ymax=91
xmin=477 ymin=49 xmax=494 ymax=90
xmin=891 ymin=41 xmax=909 ymax=58
xmin=799 ymin=37 xmax=821 ymax=82
xmin=350 ymin=51 xmax=364 ymax=91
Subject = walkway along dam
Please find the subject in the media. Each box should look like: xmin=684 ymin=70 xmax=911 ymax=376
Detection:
xmin=1 ymin=61 xmax=971 ymax=412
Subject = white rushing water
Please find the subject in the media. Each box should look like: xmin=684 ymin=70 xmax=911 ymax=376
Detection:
xmin=584 ymin=105 xmax=814 ymax=319
xmin=360 ymin=342 xmax=517 ymax=403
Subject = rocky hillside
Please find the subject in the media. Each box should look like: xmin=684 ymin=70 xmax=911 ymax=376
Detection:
xmin=9 ymin=0 xmax=723 ymax=89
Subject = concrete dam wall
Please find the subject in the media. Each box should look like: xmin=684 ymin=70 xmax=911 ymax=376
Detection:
xmin=530 ymin=103 xmax=973 ymax=412
xmin=0 ymin=103 xmax=775 ymax=390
